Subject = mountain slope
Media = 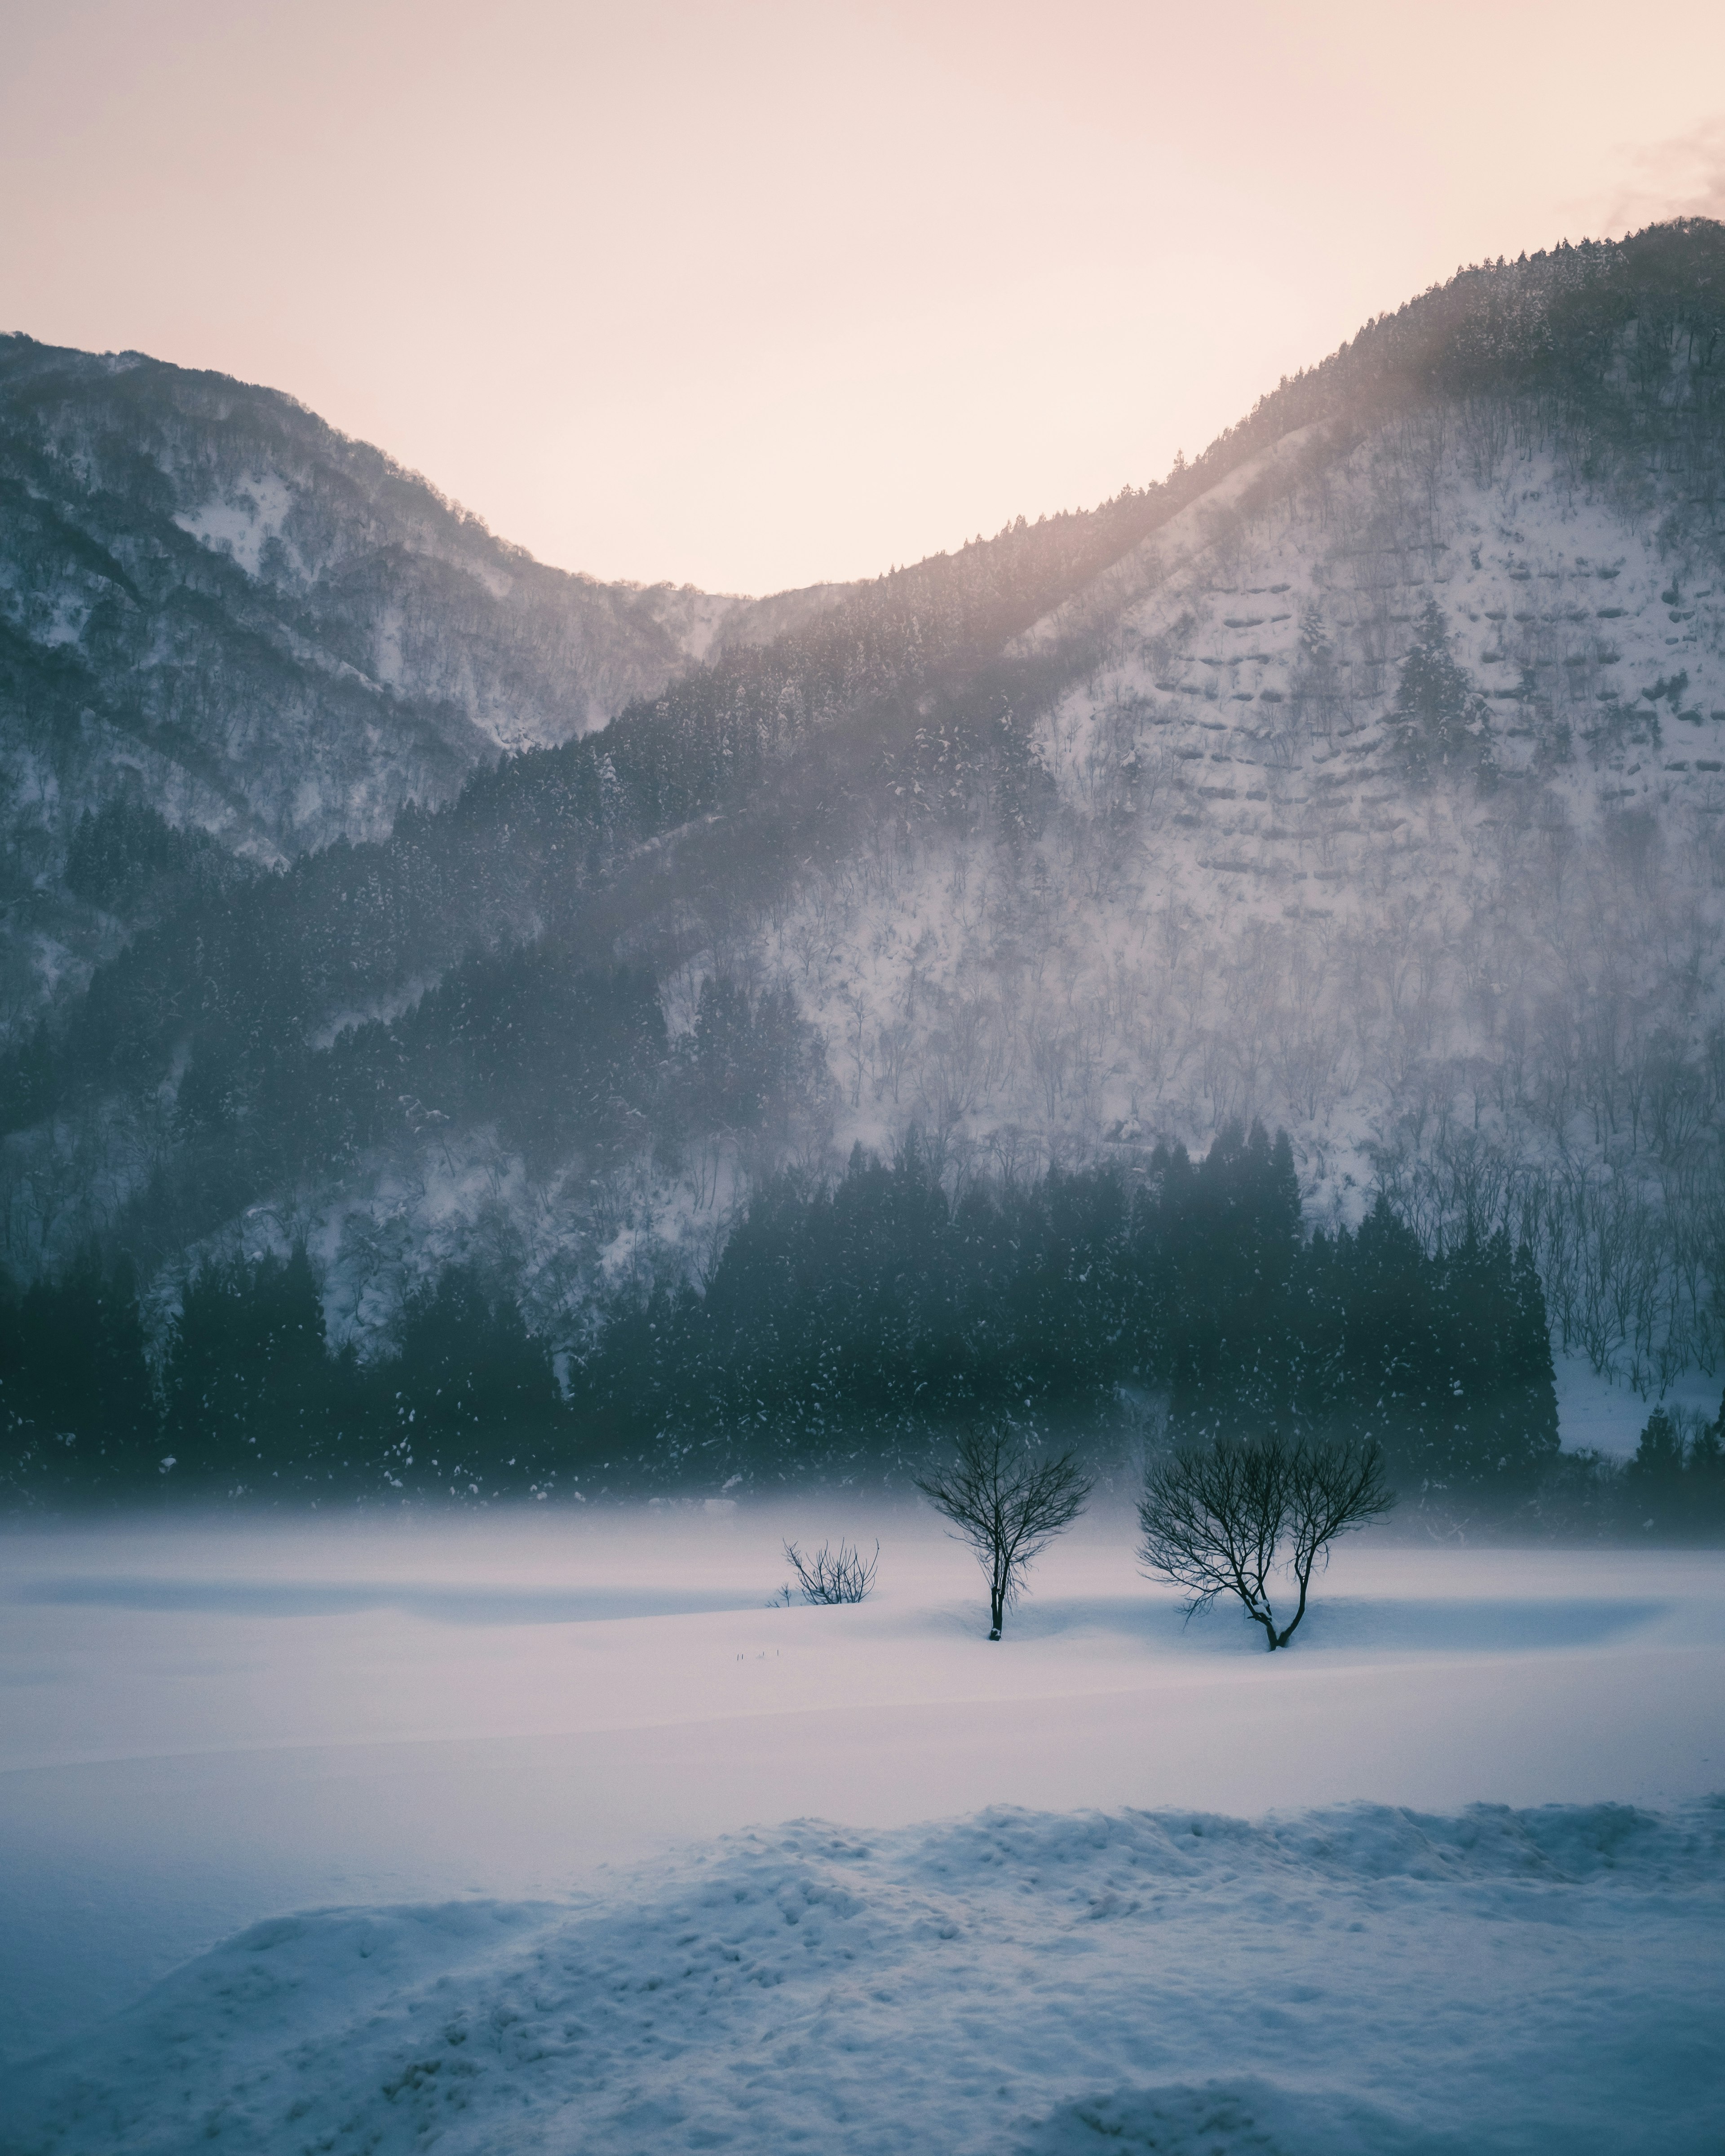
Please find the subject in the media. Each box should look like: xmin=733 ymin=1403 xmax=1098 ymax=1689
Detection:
xmin=4 ymin=224 xmax=1725 ymax=1408
xmin=0 ymin=333 xmax=843 ymax=1023
xmin=763 ymin=225 xmax=1725 ymax=1392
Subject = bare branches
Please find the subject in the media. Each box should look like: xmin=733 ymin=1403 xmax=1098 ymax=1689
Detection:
xmin=1138 ymin=1433 xmax=1393 ymax=1650
xmin=1283 ymin=1437 xmax=1396 ymax=1588
xmin=782 ymin=1537 xmax=879 ymax=1605
xmin=1137 ymin=1438 xmax=1284 ymax=1640
xmin=917 ymin=1428 xmax=1093 ymax=1639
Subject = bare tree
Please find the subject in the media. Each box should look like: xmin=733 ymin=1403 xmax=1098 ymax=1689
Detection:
xmin=917 ymin=1429 xmax=1093 ymax=1639
xmin=1137 ymin=1432 xmax=1394 ymax=1651
xmin=783 ymin=1538 xmax=879 ymax=1605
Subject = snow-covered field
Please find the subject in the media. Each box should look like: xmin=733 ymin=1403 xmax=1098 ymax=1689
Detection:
xmin=2 ymin=1506 xmax=1722 ymax=2153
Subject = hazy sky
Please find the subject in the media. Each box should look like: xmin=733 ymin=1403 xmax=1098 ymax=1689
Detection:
xmin=4 ymin=0 xmax=1724 ymax=594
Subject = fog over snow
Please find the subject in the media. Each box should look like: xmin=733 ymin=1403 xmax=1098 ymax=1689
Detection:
xmin=2 ymin=1508 xmax=1721 ymax=2152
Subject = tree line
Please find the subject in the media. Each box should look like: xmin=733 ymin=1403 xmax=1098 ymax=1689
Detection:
xmin=9 ymin=1119 xmax=1725 ymax=1528
xmin=572 ymin=1122 xmax=1562 ymax=1491
xmin=0 ymin=1243 xmax=570 ymax=1505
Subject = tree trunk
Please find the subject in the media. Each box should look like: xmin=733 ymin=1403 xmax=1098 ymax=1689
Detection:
xmin=1274 ymin=1564 xmax=1314 ymax=1648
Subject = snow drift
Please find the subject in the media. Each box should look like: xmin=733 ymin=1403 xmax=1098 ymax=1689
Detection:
xmin=7 ymin=1795 xmax=1721 ymax=2156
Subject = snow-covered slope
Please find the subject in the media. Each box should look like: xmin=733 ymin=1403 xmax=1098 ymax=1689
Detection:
xmin=14 ymin=1798 xmax=1721 ymax=2156
xmin=750 ymin=397 xmax=1725 ymax=1388
xmin=7 ymin=232 xmax=1725 ymax=1401
xmin=0 ymin=335 xmax=849 ymax=806
xmin=0 ymin=335 xmax=845 ymax=1025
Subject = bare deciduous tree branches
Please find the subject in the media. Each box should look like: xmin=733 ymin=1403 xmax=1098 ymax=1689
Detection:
xmin=917 ymin=1428 xmax=1093 ymax=1639
xmin=783 ymin=1537 xmax=879 ymax=1604
xmin=1138 ymin=1433 xmax=1393 ymax=1651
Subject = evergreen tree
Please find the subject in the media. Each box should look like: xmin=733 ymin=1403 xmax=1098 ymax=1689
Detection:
xmin=1507 ymin=1236 xmax=1562 ymax=1471
xmin=1150 ymin=1122 xmax=1304 ymax=1440
xmin=381 ymin=1265 xmax=567 ymax=1495
xmin=1629 ymin=1405 xmax=1685 ymax=1480
xmin=1625 ymin=1405 xmax=1688 ymax=1532
xmin=1309 ymin=1197 xmax=1434 ymax=1469
xmin=162 ymin=1246 xmax=331 ymax=1489
xmin=1426 ymin=1229 xmax=1558 ymax=1488
xmin=0 ymin=1241 xmax=155 ymax=1495
xmin=1388 ymin=598 xmax=1493 ymax=782
xmin=1686 ymin=1398 xmax=1725 ymax=1528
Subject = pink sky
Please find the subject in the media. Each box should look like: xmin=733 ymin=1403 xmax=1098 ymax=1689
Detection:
xmin=4 ymin=0 xmax=1723 ymax=594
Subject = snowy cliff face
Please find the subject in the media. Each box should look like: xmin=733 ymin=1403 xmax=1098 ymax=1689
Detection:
xmin=0 ymin=333 xmax=843 ymax=1025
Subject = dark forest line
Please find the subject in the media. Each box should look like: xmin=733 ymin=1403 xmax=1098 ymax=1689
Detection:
xmin=5 ymin=1120 xmax=1722 ymax=1533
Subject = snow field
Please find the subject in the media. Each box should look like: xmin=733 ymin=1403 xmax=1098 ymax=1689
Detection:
xmin=2 ymin=1507 xmax=1722 ymax=2150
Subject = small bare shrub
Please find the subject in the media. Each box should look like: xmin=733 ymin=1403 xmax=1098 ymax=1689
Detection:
xmin=783 ymin=1538 xmax=879 ymax=1605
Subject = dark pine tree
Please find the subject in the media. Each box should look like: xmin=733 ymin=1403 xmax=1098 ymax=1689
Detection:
xmin=381 ymin=1265 xmax=567 ymax=1495
xmin=0 ymin=1241 xmax=155 ymax=1496
xmin=1388 ymin=598 xmax=1493 ymax=783
xmin=161 ymin=1245 xmax=332 ymax=1491
xmin=1626 ymin=1405 xmax=1689 ymax=1533
xmin=1686 ymin=1396 xmax=1725 ymax=1529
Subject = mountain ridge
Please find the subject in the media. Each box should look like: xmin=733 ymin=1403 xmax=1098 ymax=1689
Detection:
xmin=0 ymin=330 xmax=850 ymax=1037
xmin=3 ymin=222 xmax=1724 ymax=1438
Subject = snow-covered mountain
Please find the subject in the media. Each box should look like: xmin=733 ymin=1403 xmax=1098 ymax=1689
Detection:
xmin=4 ymin=224 xmax=1724 ymax=1402
xmin=769 ymin=343 xmax=1725 ymax=1391
xmin=0 ymin=333 xmax=843 ymax=1019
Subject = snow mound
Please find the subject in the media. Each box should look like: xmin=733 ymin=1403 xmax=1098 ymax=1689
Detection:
xmin=1019 ymin=2080 xmax=1464 ymax=2156
xmin=8 ymin=1798 xmax=1722 ymax=2156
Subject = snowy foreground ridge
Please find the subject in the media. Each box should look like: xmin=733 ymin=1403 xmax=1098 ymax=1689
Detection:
xmin=8 ymin=1796 xmax=1722 ymax=2156
xmin=5 ymin=1520 xmax=1722 ymax=2152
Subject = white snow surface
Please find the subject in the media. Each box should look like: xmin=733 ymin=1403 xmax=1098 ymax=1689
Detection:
xmin=173 ymin=474 xmax=298 ymax=580
xmin=757 ymin=423 xmax=1725 ymax=1213
xmin=2 ymin=1510 xmax=1722 ymax=2151
xmin=9 ymin=1800 xmax=1722 ymax=2156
